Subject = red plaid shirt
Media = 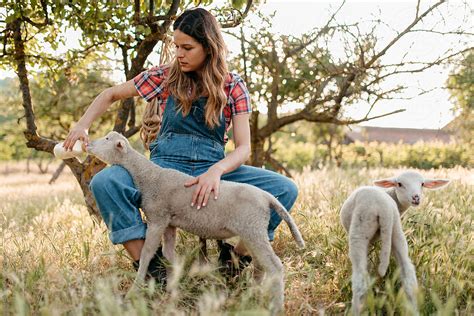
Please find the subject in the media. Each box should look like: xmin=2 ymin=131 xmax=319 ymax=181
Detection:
xmin=133 ymin=65 xmax=251 ymax=134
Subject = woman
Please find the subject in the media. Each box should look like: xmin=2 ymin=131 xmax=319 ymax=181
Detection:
xmin=64 ymin=8 xmax=298 ymax=282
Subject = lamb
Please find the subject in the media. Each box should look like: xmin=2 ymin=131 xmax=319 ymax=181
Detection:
xmin=340 ymin=171 xmax=449 ymax=315
xmin=86 ymin=131 xmax=305 ymax=315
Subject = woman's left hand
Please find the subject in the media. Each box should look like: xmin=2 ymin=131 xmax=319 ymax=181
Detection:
xmin=184 ymin=165 xmax=225 ymax=209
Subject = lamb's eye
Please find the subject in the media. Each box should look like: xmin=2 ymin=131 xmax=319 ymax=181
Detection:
xmin=106 ymin=137 xmax=109 ymax=140
xmin=421 ymin=182 xmax=425 ymax=187
xmin=397 ymin=182 xmax=403 ymax=187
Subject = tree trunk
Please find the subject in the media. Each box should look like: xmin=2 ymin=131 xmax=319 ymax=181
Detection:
xmin=249 ymin=111 xmax=265 ymax=166
xmin=65 ymin=156 xmax=106 ymax=219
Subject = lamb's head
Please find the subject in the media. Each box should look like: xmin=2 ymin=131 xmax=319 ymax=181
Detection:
xmin=86 ymin=131 xmax=131 ymax=165
xmin=373 ymin=171 xmax=449 ymax=210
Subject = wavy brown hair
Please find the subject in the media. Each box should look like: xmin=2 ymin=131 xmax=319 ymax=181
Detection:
xmin=168 ymin=8 xmax=228 ymax=126
xmin=140 ymin=8 xmax=228 ymax=150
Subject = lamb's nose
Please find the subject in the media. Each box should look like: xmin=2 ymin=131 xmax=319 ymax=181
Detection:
xmin=412 ymin=195 xmax=420 ymax=204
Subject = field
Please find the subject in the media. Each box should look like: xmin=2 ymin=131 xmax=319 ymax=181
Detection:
xmin=0 ymin=162 xmax=472 ymax=315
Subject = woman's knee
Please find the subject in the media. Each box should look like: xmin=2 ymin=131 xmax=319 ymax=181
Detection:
xmin=89 ymin=165 xmax=132 ymax=196
xmin=281 ymin=177 xmax=299 ymax=206
xmin=286 ymin=178 xmax=299 ymax=199
xmin=89 ymin=167 xmax=113 ymax=195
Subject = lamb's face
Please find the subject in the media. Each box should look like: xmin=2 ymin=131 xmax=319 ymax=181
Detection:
xmin=374 ymin=171 xmax=450 ymax=210
xmin=393 ymin=172 xmax=425 ymax=208
xmin=86 ymin=131 xmax=130 ymax=164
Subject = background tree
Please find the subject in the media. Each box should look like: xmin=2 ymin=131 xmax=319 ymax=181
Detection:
xmin=0 ymin=0 xmax=254 ymax=218
xmin=229 ymin=1 xmax=472 ymax=168
xmin=446 ymin=51 xmax=473 ymax=145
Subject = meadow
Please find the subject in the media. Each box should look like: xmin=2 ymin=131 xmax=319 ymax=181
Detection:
xmin=0 ymin=162 xmax=472 ymax=315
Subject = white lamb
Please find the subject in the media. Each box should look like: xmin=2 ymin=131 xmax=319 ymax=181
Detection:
xmin=87 ymin=131 xmax=305 ymax=315
xmin=340 ymin=171 xmax=449 ymax=315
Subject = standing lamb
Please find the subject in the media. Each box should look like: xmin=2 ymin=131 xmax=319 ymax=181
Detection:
xmin=87 ymin=131 xmax=305 ymax=315
xmin=340 ymin=171 xmax=449 ymax=315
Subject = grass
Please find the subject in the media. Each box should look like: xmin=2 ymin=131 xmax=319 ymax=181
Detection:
xmin=0 ymin=163 xmax=472 ymax=315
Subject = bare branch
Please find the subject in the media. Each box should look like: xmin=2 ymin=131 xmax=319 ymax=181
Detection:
xmin=284 ymin=0 xmax=346 ymax=59
xmin=335 ymin=109 xmax=406 ymax=125
xmin=367 ymin=0 xmax=447 ymax=67
xmin=409 ymin=29 xmax=474 ymax=36
xmin=365 ymin=46 xmax=473 ymax=87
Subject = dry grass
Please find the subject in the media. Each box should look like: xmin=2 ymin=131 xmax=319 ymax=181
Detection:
xmin=0 ymin=163 xmax=472 ymax=315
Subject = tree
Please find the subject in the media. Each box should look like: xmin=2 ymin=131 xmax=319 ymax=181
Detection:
xmin=446 ymin=51 xmax=473 ymax=145
xmin=1 ymin=0 xmax=254 ymax=218
xmin=229 ymin=1 xmax=472 ymax=168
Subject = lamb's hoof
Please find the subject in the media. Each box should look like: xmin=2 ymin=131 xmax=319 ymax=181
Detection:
xmin=133 ymin=248 xmax=168 ymax=288
xmin=218 ymin=242 xmax=252 ymax=278
xmin=377 ymin=264 xmax=387 ymax=277
xmin=125 ymin=283 xmax=141 ymax=300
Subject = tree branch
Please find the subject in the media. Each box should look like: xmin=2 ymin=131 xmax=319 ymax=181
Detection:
xmin=367 ymin=0 xmax=446 ymax=67
xmin=219 ymin=0 xmax=254 ymax=28
xmin=284 ymin=0 xmax=345 ymax=59
xmin=335 ymin=109 xmax=406 ymax=125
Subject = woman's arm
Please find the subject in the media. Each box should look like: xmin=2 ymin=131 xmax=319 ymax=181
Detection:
xmin=211 ymin=113 xmax=251 ymax=175
xmin=185 ymin=113 xmax=251 ymax=209
xmin=63 ymin=80 xmax=139 ymax=150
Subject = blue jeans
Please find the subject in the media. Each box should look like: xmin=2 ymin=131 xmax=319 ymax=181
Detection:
xmin=90 ymin=132 xmax=298 ymax=244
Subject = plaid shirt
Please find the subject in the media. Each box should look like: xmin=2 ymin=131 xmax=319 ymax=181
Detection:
xmin=133 ymin=65 xmax=251 ymax=134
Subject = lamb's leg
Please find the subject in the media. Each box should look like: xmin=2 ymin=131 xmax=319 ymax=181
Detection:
xmin=240 ymin=233 xmax=284 ymax=316
xmin=392 ymin=218 xmax=418 ymax=314
xmin=162 ymin=226 xmax=176 ymax=263
xmin=349 ymin=221 xmax=377 ymax=316
xmin=162 ymin=225 xmax=177 ymax=288
xmin=136 ymin=221 xmax=169 ymax=283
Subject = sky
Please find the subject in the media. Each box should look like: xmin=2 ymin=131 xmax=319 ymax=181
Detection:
xmin=1 ymin=0 xmax=472 ymax=129
xmin=226 ymin=0 xmax=472 ymax=129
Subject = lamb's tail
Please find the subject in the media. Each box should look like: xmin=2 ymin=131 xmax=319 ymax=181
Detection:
xmin=378 ymin=211 xmax=394 ymax=277
xmin=268 ymin=195 xmax=305 ymax=248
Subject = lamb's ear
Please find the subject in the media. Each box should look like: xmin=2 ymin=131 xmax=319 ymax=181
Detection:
xmin=115 ymin=139 xmax=128 ymax=154
xmin=422 ymin=179 xmax=450 ymax=189
xmin=373 ymin=178 xmax=398 ymax=188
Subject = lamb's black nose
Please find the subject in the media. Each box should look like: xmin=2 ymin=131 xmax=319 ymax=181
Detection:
xmin=412 ymin=194 xmax=420 ymax=205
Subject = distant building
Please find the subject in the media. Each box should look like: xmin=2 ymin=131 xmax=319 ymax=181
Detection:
xmin=344 ymin=126 xmax=454 ymax=144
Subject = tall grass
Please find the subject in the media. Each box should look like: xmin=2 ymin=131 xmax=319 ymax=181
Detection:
xmin=0 ymin=165 xmax=472 ymax=315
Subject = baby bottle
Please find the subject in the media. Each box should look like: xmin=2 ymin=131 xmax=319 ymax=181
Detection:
xmin=54 ymin=140 xmax=87 ymax=160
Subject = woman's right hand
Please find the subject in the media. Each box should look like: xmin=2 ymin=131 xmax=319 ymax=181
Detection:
xmin=61 ymin=80 xmax=139 ymax=151
xmin=63 ymin=124 xmax=89 ymax=151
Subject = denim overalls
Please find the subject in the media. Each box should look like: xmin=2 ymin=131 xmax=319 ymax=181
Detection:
xmin=90 ymin=96 xmax=298 ymax=244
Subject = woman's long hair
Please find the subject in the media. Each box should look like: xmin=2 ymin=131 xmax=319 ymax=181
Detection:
xmin=140 ymin=8 xmax=228 ymax=150
xmin=169 ymin=8 xmax=228 ymax=126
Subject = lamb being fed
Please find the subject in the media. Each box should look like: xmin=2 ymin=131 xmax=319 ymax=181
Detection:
xmin=340 ymin=171 xmax=449 ymax=315
xmin=86 ymin=131 xmax=305 ymax=315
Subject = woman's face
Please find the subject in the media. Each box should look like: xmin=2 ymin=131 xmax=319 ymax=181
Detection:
xmin=173 ymin=29 xmax=207 ymax=73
